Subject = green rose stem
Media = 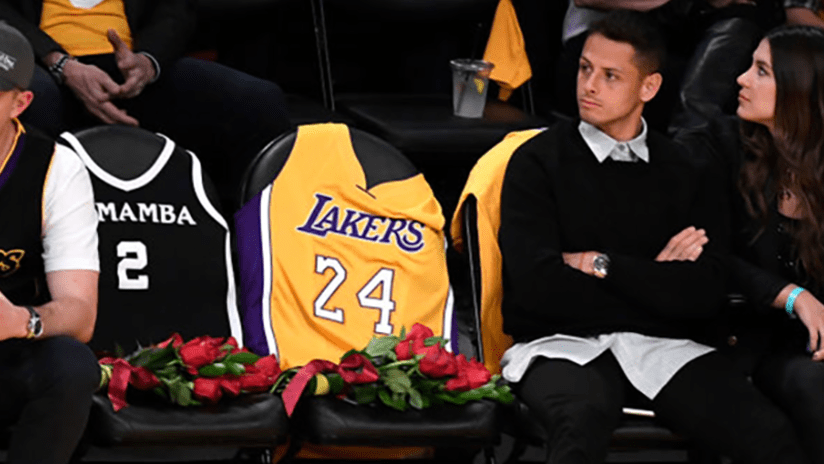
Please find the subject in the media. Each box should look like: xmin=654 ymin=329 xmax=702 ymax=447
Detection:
xmin=376 ymin=359 xmax=417 ymax=371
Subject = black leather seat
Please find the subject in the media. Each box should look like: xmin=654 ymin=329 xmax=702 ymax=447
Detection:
xmin=239 ymin=125 xmax=502 ymax=463
xmin=68 ymin=126 xmax=288 ymax=462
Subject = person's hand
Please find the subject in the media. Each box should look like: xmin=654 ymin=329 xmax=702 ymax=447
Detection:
xmin=0 ymin=291 xmax=30 ymax=341
xmin=108 ymin=29 xmax=156 ymax=99
xmin=61 ymin=59 xmax=139 ymax=126
xmin=562 ymin=251 xmax=598 ymax=275
xmin=787 ymin=289 xmax=824 ymax=361
xmin=655 ymin=226 xmax=708 ymax=262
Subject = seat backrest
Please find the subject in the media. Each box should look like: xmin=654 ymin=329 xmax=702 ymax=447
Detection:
xmin=317 ymin=0 xmax=497 ymax=95
xmin=449 ymin=128 xmax=544 ymax=373
xmin=235 ymin=123 xmax=457 ymax=369
xmin=63 ymin=126 xmax=242 ymax=353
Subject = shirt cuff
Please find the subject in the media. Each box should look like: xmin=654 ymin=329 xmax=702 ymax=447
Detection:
xmin=138 ymin=51 xmax=161 ymax=83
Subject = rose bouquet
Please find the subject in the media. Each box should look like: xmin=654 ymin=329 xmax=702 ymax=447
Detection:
xmin=98 ymin=333 xmax=281 ymax=411
xmin=277 ymin=323 xmax=513 ymax=415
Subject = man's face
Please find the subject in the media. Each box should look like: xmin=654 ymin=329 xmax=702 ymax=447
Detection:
xmin=577 ymin=33 xmax=659 ymax=139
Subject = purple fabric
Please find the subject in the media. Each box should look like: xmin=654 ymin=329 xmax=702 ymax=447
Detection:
xmin=234 ymin=192 xmax=269 ymax=356
xmin=0 ymin=132 xmax=26 ymax=191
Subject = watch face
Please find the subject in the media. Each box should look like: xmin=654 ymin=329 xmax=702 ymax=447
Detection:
xmin=593 ymin=254 xmax=610 ymax=278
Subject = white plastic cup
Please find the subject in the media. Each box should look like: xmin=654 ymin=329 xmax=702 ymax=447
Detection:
xmin=450 ymin=59 xmax=494 ymax=118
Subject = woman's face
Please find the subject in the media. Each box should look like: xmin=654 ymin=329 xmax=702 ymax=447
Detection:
xmin=737 ymin=39 xmax=777 ymax=132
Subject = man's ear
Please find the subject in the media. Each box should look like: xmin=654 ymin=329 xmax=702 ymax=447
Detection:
xmin=640 ymin=72 xmax=662 ymax=103
xmin=10 ymin=90 xmax=33 ymax=119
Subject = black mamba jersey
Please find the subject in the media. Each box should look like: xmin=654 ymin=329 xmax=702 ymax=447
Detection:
xmin=62 ymin=131 xmax=241 ymax=352
xmin=235 ymin=123 xmax=455 ymax=369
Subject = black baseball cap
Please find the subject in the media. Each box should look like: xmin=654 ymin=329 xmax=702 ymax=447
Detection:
xmin=0 ymin=22 xmax=34 ymax=91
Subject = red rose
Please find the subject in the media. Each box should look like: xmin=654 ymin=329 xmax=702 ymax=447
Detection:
xmin=395 ymin=324 xmax=436 ymax=360
xmin=445 ymin=355 xmax=491 ymax=391
xmin=338 ymin=353 xmax=379 ymax=384
xmin=130 ymin=366 xmax=161 ymax=390
xmin=253 ymin=355 xmax=281 ymax=378
xmin=224 ymin=337 xmax=242 ymax=354
xmin=179 ymin=336 xmax=225 ymax=372
xmin=219 ymin=376 xmax=242 ymax=397
xmin=157 ymin=333 xmax=184 ymax=349
xmin=419 ymin=345 xmax=457 ymax=378
xmin=193 ymin=377 xmax=223 ymax=404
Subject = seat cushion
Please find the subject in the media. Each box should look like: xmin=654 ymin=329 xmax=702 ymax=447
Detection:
xmin=336 ymin=94 xmax=548 ymax=157
xmin=291 ymin=396 xmax=501 ymax=447
xmin=88 ymin=392 xmax=288 ymax=447
xmin=508 ymin=399 xmax=687 ymax=450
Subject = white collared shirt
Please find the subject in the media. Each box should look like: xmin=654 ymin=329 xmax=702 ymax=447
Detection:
xmin=500 ymin=119 xmax=714 ymax=400
xmin=578 ymin=119 xmax=650 ymax=163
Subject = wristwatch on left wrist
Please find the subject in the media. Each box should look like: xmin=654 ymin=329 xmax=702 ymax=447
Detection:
xmin=592 ymin=253 xmax=611 ymax=279
xmin=24 ymin=305 xmax=43 ymax=339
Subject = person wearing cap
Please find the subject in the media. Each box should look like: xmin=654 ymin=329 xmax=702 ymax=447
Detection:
xmin=0 ymin=22 xmax=100 ymax=464
xmin=0 ymin=0 xmax=291 ymax=215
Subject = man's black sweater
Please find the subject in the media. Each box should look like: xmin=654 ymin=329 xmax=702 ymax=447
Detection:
xmin=499 ymin=119 xmax=729 ymax=343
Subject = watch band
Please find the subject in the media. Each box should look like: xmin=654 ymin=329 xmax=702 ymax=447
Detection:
xmin=24 ymin=305 xmax=43 ymax=339
xmin=592 ymin=253 xmax=610 ymax=279
xmin=47 ymin=53 xmax=73 ymax=85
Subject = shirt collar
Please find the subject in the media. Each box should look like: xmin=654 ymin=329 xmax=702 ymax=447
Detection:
xmin=578 ymin=119 xmax=649 ymax=163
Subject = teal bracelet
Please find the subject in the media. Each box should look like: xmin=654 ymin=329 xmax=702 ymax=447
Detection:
xmin=785 ymin=287 xmax=806 ymax=316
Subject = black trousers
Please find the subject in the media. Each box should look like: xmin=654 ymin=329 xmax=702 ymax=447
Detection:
xmin=0 ymin=337 xmax=100 ymax=464
xmin=753 ymin=352 xmax=824 ymax=464
xmin=514 ymin=351 xmax=809 ymax=464
xmin=22 ymin=56 xmax=292 ymax=215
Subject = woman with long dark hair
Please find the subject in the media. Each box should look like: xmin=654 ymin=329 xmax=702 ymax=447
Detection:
xmin=725 ymin=25 xmax=824 ymax=463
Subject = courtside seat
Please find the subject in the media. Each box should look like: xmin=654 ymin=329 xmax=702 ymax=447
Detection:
xmin=67 ymin=126 xmax=288 ymax=462
xmin=238 ymin=125 xmax=503 ymax=464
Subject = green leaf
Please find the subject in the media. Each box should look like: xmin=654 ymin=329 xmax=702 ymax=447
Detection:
xmin=364 ymin=335 xmax=400 ymax=358
xmin=423 ymin=336 xmax=445 ymax=347
xmin=198 ymin=363 xmax=227 ymax=377
xmin=167 ymin=377 xmax=193 ymax=406
xmin=223 ymin=352 xmax=260 ymax=365
xmin=378 ymin=389 xmax=407 ymax=411
xmin=352 ymin=384 xmax=379 ymax=404
xmin=383 ymin=368 xmax=412 ymax=393
xmin=399 ymin=326 xmax=407 ymax=339
xmin=326 ymin=373 xmax=345 ymax=394
xmin=225 ymin=362 xmax=246 ymax=376
xmin=408 ymin=387 xmax=424 ymax=410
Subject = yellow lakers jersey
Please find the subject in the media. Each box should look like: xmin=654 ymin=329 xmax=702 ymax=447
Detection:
xmin=450 ymin=128 xmax=544 ymax=374
xmin=236 ymin=123 xmax=454 ymax=370
xmin=41 ymin=0 xmax=132 ymax=57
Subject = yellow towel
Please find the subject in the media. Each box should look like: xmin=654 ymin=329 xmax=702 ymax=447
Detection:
xmin=482 ymin=0 xmax=532 ymax=101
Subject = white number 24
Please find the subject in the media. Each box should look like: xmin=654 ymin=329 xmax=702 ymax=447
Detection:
xmin=313 ymin=255 xmax=396 ymax=334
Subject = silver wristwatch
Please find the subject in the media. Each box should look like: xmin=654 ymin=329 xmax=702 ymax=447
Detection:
xmin=24 ymin=305 xmax=43 ymax=339
xmin=593 ymin=253 xmax=611 ymax=279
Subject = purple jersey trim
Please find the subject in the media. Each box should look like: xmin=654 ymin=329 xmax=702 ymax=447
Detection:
xmin=0 ymin=132 xmax=27 ymax=191
xmin=234 ymin=192 xmax=269 ymax=356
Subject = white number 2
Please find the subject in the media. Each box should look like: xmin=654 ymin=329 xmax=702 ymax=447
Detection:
xmin=117 ymin=241 xmax=148 ymax=290
xmin=314 ymin=256 xmax=346 ymax=323
xmin=313 ymin=256 xmax=396 ymax=334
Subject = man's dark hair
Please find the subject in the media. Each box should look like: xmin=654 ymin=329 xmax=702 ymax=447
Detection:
xmin=589 ymin=10 xmax=666 ymax=75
